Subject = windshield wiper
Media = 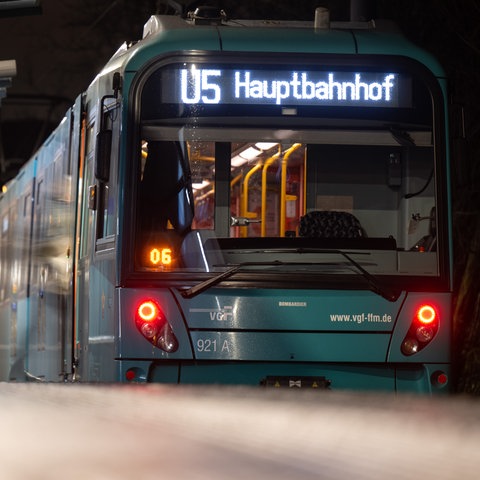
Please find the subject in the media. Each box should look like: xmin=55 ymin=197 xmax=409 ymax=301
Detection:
xmin=180 ymin=261 xmax=284 ymax=299
xmin=287 ymin=248 xmax=400 ymax=302
xmin=179 ymin=251 xmax=400 ymax=302
xmin=333 ymin=250 xmax=400 ymax=302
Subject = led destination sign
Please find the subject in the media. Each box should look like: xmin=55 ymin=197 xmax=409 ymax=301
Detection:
xmin=166 ymin=66 xmax=411 ymax=108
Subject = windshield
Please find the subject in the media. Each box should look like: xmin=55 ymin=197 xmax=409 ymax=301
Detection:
xmin=133 ymin=59 xmax=441 ymax=281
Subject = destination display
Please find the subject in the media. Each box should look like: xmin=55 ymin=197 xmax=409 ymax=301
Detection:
xmin=160 ymin=65 xmax=412 ymax=108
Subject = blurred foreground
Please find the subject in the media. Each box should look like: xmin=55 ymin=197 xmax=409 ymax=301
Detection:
xmin=0 ymin=383 xmax=479 ymax=479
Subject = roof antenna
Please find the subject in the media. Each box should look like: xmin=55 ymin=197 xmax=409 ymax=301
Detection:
xmin=314 ymin=7 xmax=330 ymax=30
xmin=187 ymin=6 xmax=227 ymax=25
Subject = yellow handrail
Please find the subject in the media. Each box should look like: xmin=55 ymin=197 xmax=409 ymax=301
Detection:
xmin=240 ymin=162 xmax=263 ymax=236
xmin=230 ymin=173 xmax=242 ymax=188
xmin=280 ymin=143 xmax=302 ymax=236
xmin=261 ymin=146 xmax=282 ymax=237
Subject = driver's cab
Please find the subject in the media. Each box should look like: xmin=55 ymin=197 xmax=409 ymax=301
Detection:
xmin=135 ymin=129 xmax=436 ymax=278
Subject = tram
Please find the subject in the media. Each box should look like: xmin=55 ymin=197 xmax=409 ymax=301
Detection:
xmin=0 ymin=8 xmax=452 ymax=391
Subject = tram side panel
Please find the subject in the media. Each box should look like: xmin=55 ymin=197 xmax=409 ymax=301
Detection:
xmin=0 ymin=209 xmax=6 ymax=379
xmin=86 ymin=100 xmax=121 ymax=382
xmin=0 ymin=180 xmax=18 ymax=380
xmin=73 ymin=93 xmax=120 ymax=382
xmin=0 ymin=182 xmax=13 ymax=380
xmin=26 ymin=113 xmax=79 ymax=381
xmin=0 ymin=160 xmax=36 ymax=381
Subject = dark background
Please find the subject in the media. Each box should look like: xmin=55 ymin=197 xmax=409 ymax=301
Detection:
xmin=0 ymin=0 xmax=479 ymax=392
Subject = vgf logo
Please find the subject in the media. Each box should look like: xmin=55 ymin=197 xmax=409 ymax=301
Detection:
xmin=189 ymin=305 xmax=234 ymax=321
xmin=209 ymin=305 xmax=233 ymax=321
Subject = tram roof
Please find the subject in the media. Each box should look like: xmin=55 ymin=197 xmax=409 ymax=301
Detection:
xmin=91 ymin=14 xmax=445 ymax=96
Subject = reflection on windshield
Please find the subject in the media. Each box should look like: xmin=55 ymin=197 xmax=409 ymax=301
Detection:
xmin=135 ymin=128 xmax=438 ymax=277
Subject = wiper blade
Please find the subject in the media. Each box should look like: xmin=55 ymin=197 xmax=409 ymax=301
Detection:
xmin=179 ymin=251 xmax=400 ymax=302
xmin=335 ymin=250 xmax=400 ymax=302
xmin=180 ymin=261 xmax=285 ymax=299
xmin=267 ymin=247 xmax=399 ymax=302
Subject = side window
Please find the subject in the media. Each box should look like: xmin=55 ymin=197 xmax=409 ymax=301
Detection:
xmin=96 ymin=106 xmax=119 ymax=241
xmin=0 ymin=209 xmax=8 ymax=301
xmin=31 ymin=177 xmax=44 ymax=294
xmin=20 ymin=193 xmax=31 ymax=292
xmin=80 ymin=123 xmax=95 ymax=259
xmin=138 ymin=140 xmax=194 ymax=234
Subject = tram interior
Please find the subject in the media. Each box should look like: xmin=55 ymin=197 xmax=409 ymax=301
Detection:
xmin=138 ymin=127 xmax=437 ymax=275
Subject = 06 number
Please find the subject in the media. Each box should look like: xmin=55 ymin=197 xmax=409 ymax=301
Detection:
xmin=149 ymin=247 xmax=172 ymax=266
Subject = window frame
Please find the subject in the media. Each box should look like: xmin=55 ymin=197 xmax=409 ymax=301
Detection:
xmin=122 ymin=52 xmax=450 ymax=293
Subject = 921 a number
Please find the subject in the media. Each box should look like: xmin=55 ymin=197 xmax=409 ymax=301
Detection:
xmin=196 ymin=339 xmax=216 ymax=352
xmin=196 ymin=338 xmax=230 ymax=353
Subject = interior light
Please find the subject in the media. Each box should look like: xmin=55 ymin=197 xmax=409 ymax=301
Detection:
xmin=192 ymin=180 xmax=210 ymax=190
xmin=255 ymin=142 xmax=278 ymax=151
xmin=233 ymin=146 xmax=260 ymax=165
xmin=231 ymin=143 xmax=279 ymax=167
xmin=231 ymin=155 xmax=248 ymax=167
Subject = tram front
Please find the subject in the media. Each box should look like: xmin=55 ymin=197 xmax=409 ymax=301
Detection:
xmin=119 ymin=48 xmax=451 ymax=392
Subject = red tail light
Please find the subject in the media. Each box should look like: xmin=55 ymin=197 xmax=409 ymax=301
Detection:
xmin=416 ymin=305 xmax=436 ymax=324
xmin=138 ymin=301 xmax=159 ymax=322
xmin=134 ymin=299 xmax=178 ymax=352
xmin=401 ymin=303 xmax=439 ymax=356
